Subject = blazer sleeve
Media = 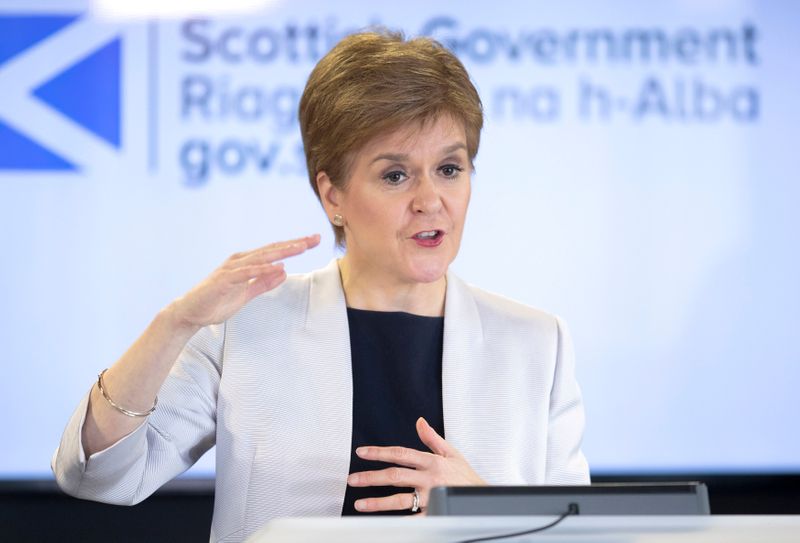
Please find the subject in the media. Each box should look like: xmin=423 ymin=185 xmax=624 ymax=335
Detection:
xmin=51 ymin=323 xmax=223 ymax=505
xmin=544 ymin=316 xmax=591 ymax=484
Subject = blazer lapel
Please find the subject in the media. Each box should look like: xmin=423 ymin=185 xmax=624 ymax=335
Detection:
xmin=442 ymin=272 xmax=494 ymax=479
xmin=301 ymin=259 xmax=353 ymax=512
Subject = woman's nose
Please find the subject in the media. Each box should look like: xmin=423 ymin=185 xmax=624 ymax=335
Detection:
xmin=412 ymin=174 xmax=443 ymax=214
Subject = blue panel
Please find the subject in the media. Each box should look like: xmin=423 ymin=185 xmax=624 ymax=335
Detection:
xmin=33 ymin=38 xmax=121 ymax=148
xmin=0 ymin=119 xmax=75 ymax=170
xmin=0 ymin=15 xmax=79 ymax=66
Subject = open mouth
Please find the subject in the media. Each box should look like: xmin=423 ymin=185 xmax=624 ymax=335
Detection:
xmin=412 ymin=229 xmax=444 ymax=241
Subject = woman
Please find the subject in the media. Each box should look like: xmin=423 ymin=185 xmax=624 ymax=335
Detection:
xmin=53 ymin=31 xmax=589 ymax=541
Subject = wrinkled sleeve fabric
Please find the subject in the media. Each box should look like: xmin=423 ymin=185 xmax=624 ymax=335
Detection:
xmin=51 ymin=323 xmax=224 ymax=505
xmin=544 ymin=316 xmax=590 ymax=484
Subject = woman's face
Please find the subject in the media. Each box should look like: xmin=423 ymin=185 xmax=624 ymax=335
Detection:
xmin=326 ymin=115 xmax=471 ymax=285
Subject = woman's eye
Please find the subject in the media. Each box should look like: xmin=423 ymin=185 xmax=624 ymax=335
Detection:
xmin=382 ymin=170 xmax=407 ymax=185
xmin=439 ymin=164 xmax=463 ymax=178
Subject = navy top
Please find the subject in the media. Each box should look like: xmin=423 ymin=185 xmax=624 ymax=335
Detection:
xmin=341 ymin=307 xmax=446 ymax=516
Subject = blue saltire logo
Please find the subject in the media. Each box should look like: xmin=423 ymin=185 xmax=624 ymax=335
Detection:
xmin=0 ymin=14 xmax=121 ymax=170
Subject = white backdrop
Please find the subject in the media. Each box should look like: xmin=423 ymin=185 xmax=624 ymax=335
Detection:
xmin=1 ymin=0 xmax=798 ymax=477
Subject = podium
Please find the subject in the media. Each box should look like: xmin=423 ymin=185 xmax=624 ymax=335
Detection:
xmin=247 ymin=515 xmax=800 ymax=542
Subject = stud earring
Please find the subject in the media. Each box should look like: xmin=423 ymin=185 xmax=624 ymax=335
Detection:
xmin=332 ymin=214 xmax=344 ymax=227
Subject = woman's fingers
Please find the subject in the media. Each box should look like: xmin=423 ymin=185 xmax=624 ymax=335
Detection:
xmin=347 ymin=466 xmax=427 ymax=489
xmin=244 ymin=266 xmax=288 ymax=300
xmin=229 ymin=234 xmax=321 ymax=265
xmin=355 ymin=445 xmax=433 ymax=469
xmin=237 ymin=234 xmax=320 ymax=257
xmin=226 ymin=233 xmax=321 ymax=282
xmin=302 ymin=233 xmax=322 ymax=249
xmin=416 ymin=417 xmax=454 ymax=457
xmin=230 ymin=240 xmax=312 ymax=268
xmin=354 ymin=492 xmax=417 ymax=513
xmin=226 ymin=262 xmax=284 ymax=284
xmin=349 ymin=422 xmax=485 ymax=514
xmin=172 ymin=234 xmax=320 ymax=327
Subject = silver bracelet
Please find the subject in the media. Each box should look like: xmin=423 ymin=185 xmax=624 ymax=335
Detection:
xmin=97 ymin=369 xmax=158 ymax=417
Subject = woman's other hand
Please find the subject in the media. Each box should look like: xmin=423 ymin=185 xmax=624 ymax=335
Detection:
xmin=170 ymin=234 xmax=320 ymax=329
xmin=346 ymin=417 xmax=486 ymax=514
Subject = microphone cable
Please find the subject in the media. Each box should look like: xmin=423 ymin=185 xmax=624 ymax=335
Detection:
xmin=454 ymin=503 xmax=580 ymax=543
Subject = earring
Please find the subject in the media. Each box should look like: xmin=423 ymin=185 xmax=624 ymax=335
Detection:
xmin=332 ymin=214 xmax=344 ymax=227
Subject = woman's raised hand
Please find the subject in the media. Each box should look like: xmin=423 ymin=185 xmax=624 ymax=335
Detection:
xmin=170 ymin=234 xmax=320 ymax=329
xmin=80 ymin=233 xmax=320 ymax=457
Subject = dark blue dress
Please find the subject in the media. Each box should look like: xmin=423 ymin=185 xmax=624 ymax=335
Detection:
xmin=341 ymin=308 xmax=445 ymax=516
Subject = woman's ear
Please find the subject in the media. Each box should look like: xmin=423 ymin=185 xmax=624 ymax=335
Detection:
xmin=316 ymin=171 xmax=342 ymax=217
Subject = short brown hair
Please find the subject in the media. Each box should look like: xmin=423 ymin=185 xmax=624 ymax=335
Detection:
xmin=298 ymin=30 xmax=483 ymax=246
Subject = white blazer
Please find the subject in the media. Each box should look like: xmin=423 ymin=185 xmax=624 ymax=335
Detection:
xmin=53 ymin=260 xmax=589 ymax=542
